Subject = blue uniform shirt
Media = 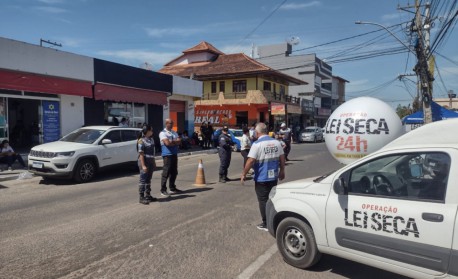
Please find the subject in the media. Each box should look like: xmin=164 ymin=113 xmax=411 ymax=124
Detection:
xmin=159 ymin=128 xmax=179 ymax=156
xmin=248 ymin=135 xmax=284 ymax=182
xmin=138 ymin=136 xmax=155 ymax=157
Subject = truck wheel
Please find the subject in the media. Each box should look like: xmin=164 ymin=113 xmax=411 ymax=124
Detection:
xmin=276 ymin=217 xmax=321 ymax=269
xmin=73 ymin=159 xmax=96 ymax=183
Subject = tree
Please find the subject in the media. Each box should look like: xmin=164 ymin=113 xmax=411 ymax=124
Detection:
xmin=396 ymin=104 xmax=412 ymax=119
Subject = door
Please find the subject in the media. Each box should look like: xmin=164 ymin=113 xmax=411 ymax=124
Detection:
xmin=326 ymin=150 xmax=457 ymax=276
xmin=98 ymin=130 xmax=124 ymax=167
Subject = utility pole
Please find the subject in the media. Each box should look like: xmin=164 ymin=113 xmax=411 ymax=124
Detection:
xmin=413 ymin=0 xmax=434 ymax=123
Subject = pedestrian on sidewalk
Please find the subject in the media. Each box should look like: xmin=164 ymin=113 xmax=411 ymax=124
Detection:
xmin=218 ymin=125 xmax=234 ymax=183
xmin=137 ymin=124 xmax=156 ymax=205
xmin=159 ymin=119 xmax=183 ymax=196
xmin=0 ymin=140 xmax=27 ymax=171
xmin=241 ymin=122 xmax=285 ymax=231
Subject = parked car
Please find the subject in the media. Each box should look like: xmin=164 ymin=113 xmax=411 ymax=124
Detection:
xmin=300 ymin=127 xmax=324 ymax=143
xmin=213 ymin=128 xmax=241 ymax=152
xmin=266 ymin=118 xmax=458 ymax=278
xmin=28 ymin=126 xmax=141 ymax=183
xmin=230 ymin=129 xmax=243 ymax=143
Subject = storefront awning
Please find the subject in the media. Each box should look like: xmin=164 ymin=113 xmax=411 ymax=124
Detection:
xmin=0 ymin=69 xmax=92 ymax=97
xmin=94 ymin=83 xmax=168 ymax=105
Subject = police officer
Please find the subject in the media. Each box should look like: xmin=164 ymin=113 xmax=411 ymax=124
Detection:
xmin=277 ymin=122 xmax=292 ymax=161
xmin=137 ymin=124 xmax=156 ymax=205
xmin=218 ymin=125 xmax=234 ymax=183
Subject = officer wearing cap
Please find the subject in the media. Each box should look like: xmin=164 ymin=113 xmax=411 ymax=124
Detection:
xmin=218 ymin=125 xmax=234 ymax=183
xmin=277 ymin=122 xmax=292 ymax=161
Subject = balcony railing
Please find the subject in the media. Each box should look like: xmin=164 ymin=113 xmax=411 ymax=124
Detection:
xmin=201 ymin=90 xmax=300 ymax=105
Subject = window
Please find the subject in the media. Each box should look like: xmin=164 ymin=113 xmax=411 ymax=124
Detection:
xmin=121 ymin=130 xmax=138 ymax=142
xmin=233 ymin=80 xmax=247 ymax=93
xmin=104 ymin=102 xmax=146 ymax=127
xmin=219 ymin=81 xmax=225 ymax=93
xmin=348 ymin=152 xmax=450 ymax=202
xmin=263 ymin=81 xmax=271 ymax=91
xmin=103 ymin=131 xmax=121 ymax=143
xmin=211 ymin=82 xmax=217 ymax=94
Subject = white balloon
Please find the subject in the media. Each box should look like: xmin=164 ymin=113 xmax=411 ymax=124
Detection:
xmin=324 ymin=97 xmax=404 ymax=164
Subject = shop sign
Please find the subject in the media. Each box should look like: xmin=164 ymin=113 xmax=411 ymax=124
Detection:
xmin=318 ymin=108 xmax=331 ymax=116
xmin=42 ymin=101 xmax=60 ymax=143
xmin=301 ymin=99 xmax=314 ymax=114
xmin=287 ymin=104 xmax=301 ymax=114
xmin=194 ymin=109 xmax=233 ymax=124
xmin=271 ymin=102 xmax=285 ymax=115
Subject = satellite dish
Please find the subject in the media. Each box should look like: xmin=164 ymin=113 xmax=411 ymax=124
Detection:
xmin=287 ymin=36 xmax=301 ymax=45
xmin=139 ymin=62 xmax=153 ymax=70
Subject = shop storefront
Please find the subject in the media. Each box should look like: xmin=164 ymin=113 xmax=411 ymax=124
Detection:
xmin=194 ymin=104 xmax=268 ymax=130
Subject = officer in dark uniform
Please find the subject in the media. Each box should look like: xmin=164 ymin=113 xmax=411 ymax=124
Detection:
xmin=137 ymin=124 xmax=156 ymax=205
xmin=218 ymin=125 xmax=234 ymax=183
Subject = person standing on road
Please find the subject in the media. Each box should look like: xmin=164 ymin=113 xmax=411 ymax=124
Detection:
xmin=277 ymin=122 xmax=292 ymax=161
xmin=249 ymin=122 xmax=257 ymax=143
xmin=218 ymin=125 xmax=234 ymax=183
xmin=241 ymin=122 xmax=285 ymax=231
xmin=137 ymin=124 xmax=156 ymax=205
xmin=159 ymin=119 xmax=183 ymax=196
xmin=240 ymin=127 xmax=251 ymax=172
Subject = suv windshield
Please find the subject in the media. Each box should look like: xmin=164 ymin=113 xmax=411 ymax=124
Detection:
xmin=60 ymin=129 xmax=105 ymax=144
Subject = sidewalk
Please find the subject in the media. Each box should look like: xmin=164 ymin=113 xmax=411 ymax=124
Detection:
xmin=0 ymin=145 xmax=218 ymax=183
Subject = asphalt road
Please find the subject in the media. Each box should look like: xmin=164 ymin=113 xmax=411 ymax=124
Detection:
xmin=0 ymin=143 xmax=408 ymax=279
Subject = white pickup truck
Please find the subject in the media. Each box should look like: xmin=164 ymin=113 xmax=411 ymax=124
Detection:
xmin=266 ymin=118 xmax=458 ymax=279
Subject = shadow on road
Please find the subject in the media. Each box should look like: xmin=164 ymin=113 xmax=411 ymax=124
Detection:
xmin=157 ymin=194 xmax=196 ymax=202
xmin=309 ymin=254 xmax=409 ymax=279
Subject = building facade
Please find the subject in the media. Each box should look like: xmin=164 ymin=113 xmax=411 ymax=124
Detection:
xmin=0 ymin=37 xmax=176 ymax=149
xmin=159 ymin=42 xmax=305 ymax=132
xmin=257 ymin=42 xmax=347 ymax=128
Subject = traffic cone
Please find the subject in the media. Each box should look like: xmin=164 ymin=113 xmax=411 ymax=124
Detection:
xmin=193 ymin=159 xmax=207 ymax=187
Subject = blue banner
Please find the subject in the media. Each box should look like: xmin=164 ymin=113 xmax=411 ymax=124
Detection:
xmin=42 ymin=101 xmax=60 ymax=143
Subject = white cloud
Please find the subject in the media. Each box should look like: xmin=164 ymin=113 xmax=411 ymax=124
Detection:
xmin=34 ymin=6 xmax=67 ymax=13
xmin=219 ymin=44 xmax=253 ymax=56
xmin=440 ymin=66 xmax=458 ymax=76
xmin=38 ymin=0 xmax=65 ymax=4
xmin=280 ymin=1 xmax=321 ymax=10
xmin=381 ymin=13 xmax=400 ymax=21
xmin=97 ymin=49 xmax=177 ymax=68
xmin=144 ymin=27 xmax=203 ymax=38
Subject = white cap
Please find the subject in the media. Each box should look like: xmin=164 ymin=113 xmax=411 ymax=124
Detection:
xmin=280 ymin=123 xmax=286 ymax=127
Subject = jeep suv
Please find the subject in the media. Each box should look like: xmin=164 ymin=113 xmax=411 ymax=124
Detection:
xmin=28 ymin=126 xmax=141 ymax=183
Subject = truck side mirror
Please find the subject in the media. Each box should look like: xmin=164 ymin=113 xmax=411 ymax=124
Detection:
xmin=333 ymin=177 xmax=347 ymax=195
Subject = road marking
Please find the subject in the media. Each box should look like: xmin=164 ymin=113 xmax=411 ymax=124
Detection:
xmin=236 ymin=243 xmax=278 ymax=279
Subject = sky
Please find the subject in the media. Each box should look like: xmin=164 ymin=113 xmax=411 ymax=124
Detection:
xmin=1 ymin=0 xmax=457 ymax=109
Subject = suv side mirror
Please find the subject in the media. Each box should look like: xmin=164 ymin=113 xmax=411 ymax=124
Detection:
xmin=333 ymin=177 xmax=347 ymax=195
xmin=101 ymin=139 xmax=112 ymax=145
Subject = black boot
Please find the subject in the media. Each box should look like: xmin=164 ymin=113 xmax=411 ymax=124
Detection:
xmin=224 ymin=176 xmax=231 ymax=181
xmin=144 ymin=191 xmax=156 ymax=202
xmin=139 ymin=195 xmax=149 ymax=205
xmin=219 ymin=175 xmax=226 ymax=183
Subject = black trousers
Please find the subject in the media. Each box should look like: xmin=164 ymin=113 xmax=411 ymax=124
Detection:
xmin=219 ymin=149 xmax=231 ymax=176
xmin=255 ymin=180 xmax=278 ymax=224
xmin=161 ymin=155 xmax=178 ymax=191
xmin=138 ymin=158 xmax=155 ymax=195
xmin=284 ymin=141 xmax=291 ymax=159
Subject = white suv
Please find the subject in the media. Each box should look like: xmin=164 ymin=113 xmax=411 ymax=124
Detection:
xmin=28 ymin=126 xmax=141 ymax=183
xmin=267 ymin=118 xmax=458 ymax=279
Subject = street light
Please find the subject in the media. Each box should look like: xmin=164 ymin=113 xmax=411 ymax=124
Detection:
xmin=355 ymin=21 xmax=415 ymax=55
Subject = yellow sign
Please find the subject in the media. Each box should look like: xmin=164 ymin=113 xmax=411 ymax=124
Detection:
xmin=271 ymin=103 xmax=285 ymax=115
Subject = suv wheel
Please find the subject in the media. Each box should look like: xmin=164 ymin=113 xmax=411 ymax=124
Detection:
xmin=276 ymin=217 xmax=321 ymax=269
xmin=73 ymin=159 xmax=96 ymax=183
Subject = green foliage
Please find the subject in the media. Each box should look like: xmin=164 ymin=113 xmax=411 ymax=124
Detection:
xmin=396 ymin=104 xmax=413 ymax=119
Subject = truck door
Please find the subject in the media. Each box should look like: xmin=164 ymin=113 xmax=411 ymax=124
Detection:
xmin=325 ymin=150 xmax=457 ymax=276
